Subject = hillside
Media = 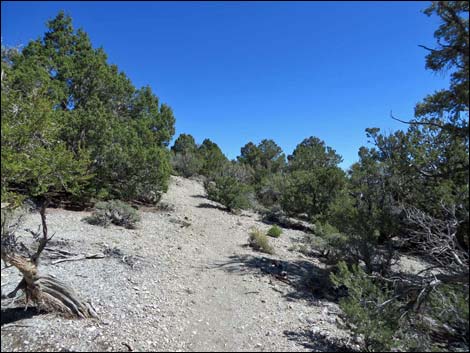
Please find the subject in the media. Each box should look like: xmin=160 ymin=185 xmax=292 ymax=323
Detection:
xmin=1 ymin=176 xmax=357 ymax=352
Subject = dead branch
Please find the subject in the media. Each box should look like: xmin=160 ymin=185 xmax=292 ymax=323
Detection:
xmin=121 ymin=342 xmax=134 ymax=352
xmin=31 ymin=200 xmax=54 ymax=265
xmin=52 ymin=253 xmax=105 ymax=265
xmin=1 ymin=324 xmax=35 ymax=329
xmin=44 ymin=248 xmax=77 ymax=259
xmin=1 ymin=201 xmax=98 ymax=319
xmin=402 ymin=204 xmax=469 ymax=275
xmin=390 ymin=111 xmax=469 ymax=139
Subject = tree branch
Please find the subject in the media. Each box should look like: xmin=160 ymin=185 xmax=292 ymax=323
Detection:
xmin=31 ymin=200 xmax=54 ymax=265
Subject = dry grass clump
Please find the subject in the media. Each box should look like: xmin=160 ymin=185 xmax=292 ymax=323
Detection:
xmin=248 ymin=227 xmax=274 ymax=254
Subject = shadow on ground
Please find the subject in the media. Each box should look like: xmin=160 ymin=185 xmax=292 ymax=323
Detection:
xmin=196 ymin=202 xmax=228 ymax=212
xmin=191 ymin=194 xmax=207 ymax=199
xmin=212 ymin=254 xmax=337 ymax=304
xmin=260 ymin=214 xmax=314 ymax=233
xmin=1 ymin=307 xmax=41 ymax=326
xmin=284 ymin=329 xmax=357 ymax=352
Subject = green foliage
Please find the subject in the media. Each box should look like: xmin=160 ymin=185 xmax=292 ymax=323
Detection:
xmin=287 ymin=136 xmax=343 ymax=171
xmin=1 ymin=12 xmax=175 ymax=204
xmin=256 ymin=172 xmax=285 ymax=208
xmin=324 ymin=148 xmax=401 ymax=274
xmin=326 ymin=5 xmax=470 ymax=352
xmin=365 ymin=1 xmax=469 ymax=250
xmin=267 ymin=225 xmax=282 ymax=238
xmin=170 ymin=134 xmax=202 ymax=177
xmin=198 ymin=139 xmax=228 ymax=178
xmin=331 ymin=262 xmax=470 ymax=352
xmin=280 ymin=137 xmax=346 ymax=221
xmin=248 ymin=227 xmax=274 ymax=254
xmin=221 ymin=161 xmax=255 ymax=184
xmin=171 ymin=134 xmax=198 ymax=154
xmin=1 ymin=42 xmax=91 ymax=204
xmin=171 ymin=150 xmax=203 ymax=178
xmin=281 ymin=168 xmax=345 ymax=222
xmin=238 ymin=139 xmax=286 ymax=184
xmin=83 ymin=200 xmax=140 ymax=229
xmin=170 ymin=135 xmax=228 ymax=178
xmin=426 ymin=283 xmax=470 ymax=347
xmin=237 ymin=140 xmax=286 ymax=210
xmin=205 ymin=176 xmax=252 ymax=212
xmin=93 ymin=126 xmax=172 ymax=202
xmin=418 ymin=1 xmax=468 ymax=125
xmin=330 ymin=262 xmax=404 ymax=352
xmin=311 ymin=221 xmax=348 ymax=260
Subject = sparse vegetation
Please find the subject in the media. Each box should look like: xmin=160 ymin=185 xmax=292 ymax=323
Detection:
xmin=155 ymin=201 xmax=176 ymax=212
xmin=83 ymin=200 xmax=140 ymax=229
xmin=248 ymin=227 xmax=274 ymax=254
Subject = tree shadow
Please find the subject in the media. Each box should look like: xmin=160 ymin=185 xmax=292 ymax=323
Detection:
xmin=261 ymin=213 xmax=314 ymax=233
xmin=191 ymin=194 xmax=207 ymax=199
xmin=196 ymin=202 xmax=228 ymax=212
xmin=1 ymin=306 xmax=41 ymax=326
xmin=284 ymin=329 xmax=356 ymax=352
xmin=212 ymin=254 xmax=338 ymax=304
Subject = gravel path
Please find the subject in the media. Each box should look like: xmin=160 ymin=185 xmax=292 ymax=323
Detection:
xmin=1 ymin=176 xmax=353 ymax=352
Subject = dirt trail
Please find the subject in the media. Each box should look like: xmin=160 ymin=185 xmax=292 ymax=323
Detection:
xmin=1 ymin=176 xmax=351 ymax=352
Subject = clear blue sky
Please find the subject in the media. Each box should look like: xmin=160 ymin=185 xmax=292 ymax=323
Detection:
xmin=1 ymin=1 xmax=448 ymax=169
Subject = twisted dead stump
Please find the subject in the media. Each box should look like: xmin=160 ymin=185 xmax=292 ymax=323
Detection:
xmin=1 ymin=201 xmax=97 ymax=319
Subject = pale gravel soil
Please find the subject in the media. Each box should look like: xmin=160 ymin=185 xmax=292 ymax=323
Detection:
xmin=1 ymin=176 xmax=355 ymax=352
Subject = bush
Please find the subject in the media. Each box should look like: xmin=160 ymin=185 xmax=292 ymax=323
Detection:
xmin=330 ymin=261 xmax=405 ymax=352
xmin=170 ymin=151 xmax=203 ymax=177
xmin=205 ymin=176 xmax=251 ymax=212
xmin=281 ymin=168 xmax=345 ymax=222
xmin=312 ymin=221 xmax=348 ymax=260
xmin=267 ymin=225 xmax=282 ymax=238
xmin=95 ymin=139 xmax=172 ymax=204
xmin=256 ymin=173 xmax=285 ymax=208
xmin=155 ymin=201 xmax=176 ymax=212
xmin=248 ymin=227 xmax=274 ymax=254
xmin=83 ymin=200 xmax=140 ymax=229
xmin=328 ymin=261 xmax=463 ymax=352
xmin=296 ymin=232 xmax=326 ymax=256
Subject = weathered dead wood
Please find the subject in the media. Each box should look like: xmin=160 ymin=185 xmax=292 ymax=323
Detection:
xmin=1 ymin=201 xmax=98 ymax=319
xmin=52 ymin=253 xmax=105 ymax=265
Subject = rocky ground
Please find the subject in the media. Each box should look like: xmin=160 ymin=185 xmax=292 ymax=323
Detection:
xmin=1 ymin=176 xmax=359 ymax=352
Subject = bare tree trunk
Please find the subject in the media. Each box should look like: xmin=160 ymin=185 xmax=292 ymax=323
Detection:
xmin=1 ymin=201 xmax=97 ymax=319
